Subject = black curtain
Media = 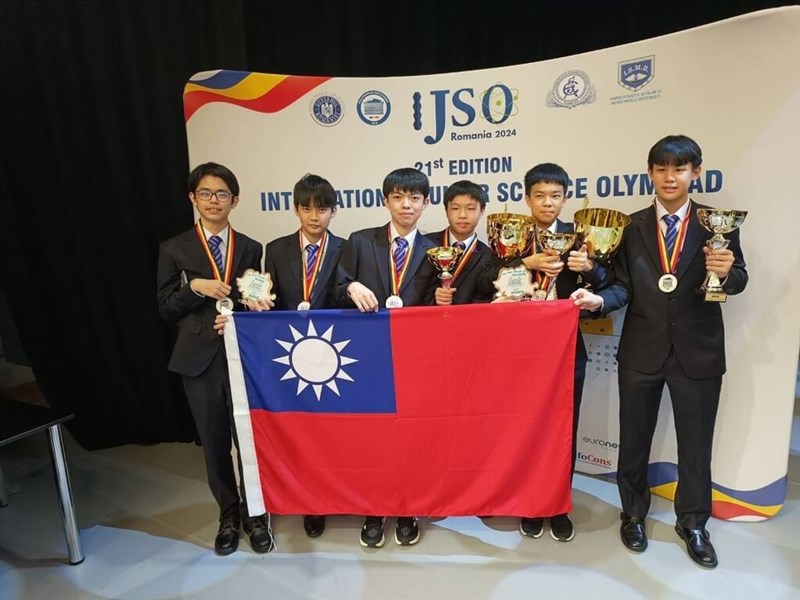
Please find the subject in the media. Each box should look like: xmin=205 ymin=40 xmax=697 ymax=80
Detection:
xmin=0 ymin=0 xmax=791 ymax=449
xmin=0 ymin=0 xmax=247 ymax=448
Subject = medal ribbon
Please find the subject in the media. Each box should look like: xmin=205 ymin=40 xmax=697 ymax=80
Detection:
xmin=656 ymin=206 xmax=690 ymax=275
xmin=389 ymin=231 xmax=414 ymax=296
xmin=443 ymin=231 xmax=477 ymax=284
xmin=195 ymin=221 xmax=235 ymax=285
xmin=301 ymin=230 xmax=327 ymax=303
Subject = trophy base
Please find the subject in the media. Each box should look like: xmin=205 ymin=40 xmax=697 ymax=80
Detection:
xmin=704 ymin=290 xmax=727 ymax=303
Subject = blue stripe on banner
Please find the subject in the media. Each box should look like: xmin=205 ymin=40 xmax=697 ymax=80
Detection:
xmin=189 ymin=70 xmax=250 ymax=89
xmin=234 ymin=309 xmax=397 ymax=413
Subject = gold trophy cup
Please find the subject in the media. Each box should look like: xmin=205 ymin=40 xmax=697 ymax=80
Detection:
xmin=573 ymin=206 xmax=631 ymax=262
xmin=533 ymin=230 xmax=578 ymax=300
xmin=696 ymin=208 xmax=747 ymax=302
xmin=486 ymin=212 xmax=536 ymax=300
xmin=426 ymin=246 xmax=464 ymax=289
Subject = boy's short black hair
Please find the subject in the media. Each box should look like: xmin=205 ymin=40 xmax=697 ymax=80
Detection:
xmin=382 ymin=167 xmax=430 ymax=198
xmin=293 ymin=173 xmax=338 ymax=209
xmin=443 ymin=180 xmax=487 ymax=209
xmin=188 ymin=162 xmax=239 ymax=196
xmin=647 ymin=135 xmax=703 ymax=169
xmin=523 ymin=163 xmax=570 ymax=196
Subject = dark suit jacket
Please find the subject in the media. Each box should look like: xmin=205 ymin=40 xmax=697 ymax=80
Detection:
xmin=423 ymin=229 xmax=496 ymax=304
xmin=157 ymin=226 xmax=263 ymax=377
xmin=599 ymin=201 xmax=748 ymax=378
xmin=264 ymin=230 xmax=345 ymax=310
xmin=333 ymin=224 xmax=437 ymax=307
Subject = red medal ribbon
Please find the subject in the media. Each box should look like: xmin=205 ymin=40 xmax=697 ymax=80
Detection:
xmin=194 ymin=221 xmax=235 ymax=285
xmin=301 ymin=230 xmax=327 ymax=303
xmin=656 ymin=203 xmax=691 ymax=275
xmin=443 ymin=231 xmax=477 ymax=284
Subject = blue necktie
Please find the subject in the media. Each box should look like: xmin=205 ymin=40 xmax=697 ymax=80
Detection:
xmin=393 ymin=237 xmax=409 ymax=274
xmin=306 ymin=244 xmax=319 ymax=274
xmin=663 ymin=214 xmax=680 ymax=258
xmin=208 ymin=235 xmax=224 ymax=274
xmin=453 ymin=241 xmax=466 ymax=251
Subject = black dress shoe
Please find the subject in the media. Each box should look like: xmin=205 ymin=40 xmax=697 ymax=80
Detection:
xmin=619 ymin=513 xmax=647 ymax=552
xmin=675 ymin=524 xmax=718 ymax=568
xmin=303 ymin=515 xmax=326 ymax=538
xmin=214 ymin=518 xmax=240 ymax=556
xmin=243 ymin=514 xmax=276 ymax=553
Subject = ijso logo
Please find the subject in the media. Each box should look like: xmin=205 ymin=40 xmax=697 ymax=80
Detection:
xmin=412 ymin=83 xmax=518 ymax=145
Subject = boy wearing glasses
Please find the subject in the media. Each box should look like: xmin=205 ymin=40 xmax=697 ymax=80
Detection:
xmin=157 ymin=162 xmax=274 ymax=556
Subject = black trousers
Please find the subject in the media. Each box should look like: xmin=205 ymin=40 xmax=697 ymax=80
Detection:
xmin=182 ymin=348 xmax=247 ymax=521
xmin=617 ymin=349 xmax=721 ymax=529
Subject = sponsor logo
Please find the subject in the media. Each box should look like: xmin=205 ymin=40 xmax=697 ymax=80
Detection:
xmin=576 ymin=452 xmax=612 ymax=468
xmin=546 ymin=70 xmax=596 ymax=109
xmin=310 ymin=93 xmax=344 ymax=127
xmin=582 ymin=436 xmax=619 ymax=450
xmin=618 ymin=56 xmax=654 ymax=91
xmin=412 ymin=83 xmax=519 ymax=145
xmin=356 ymin=90 xmax=391 ymax=126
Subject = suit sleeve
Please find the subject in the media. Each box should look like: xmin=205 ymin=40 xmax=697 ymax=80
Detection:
xmin=156 ymin=240 xmax=205 ymax=323
xmin=721 ymin=228 xmax=748 ymax=295
xmin=332 ymin=235 xmax=359 ymax=308
xmin=597 ymin=239 xmax=633 ymax=316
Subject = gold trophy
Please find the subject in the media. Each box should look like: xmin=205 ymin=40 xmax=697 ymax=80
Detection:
xmin=534 ymin=230 xmax=578 ymax=300
xmin=696 ymin=208 xmax=747 ymax=303
xmin=486 ymin=211 xmax=536 ymax=300
xmin=426 ymin=246 xmax=464 ymax=289
xmin=573 ymin=205 xmax=631 ymax=263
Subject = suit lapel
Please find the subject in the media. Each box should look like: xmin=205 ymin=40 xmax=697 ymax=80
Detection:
xmin=676 ymin=203 xmax=705 ymax=279
xmin=453 ymin=239 xmax=486 ymax=284
xmin=635 ymin=207 xmax=662 ymax=275
xmin=373 ymin=225 xmax=393 ymax=297
xmin=282 ymin=233 xmax=303 ymax=297
xmin=310 ymin=234 xmax=341 ymax=305
xmin=188 ymin=227 xmax=217 ymax=278
xmin=400 ymin=233 xmax=433 ymax=294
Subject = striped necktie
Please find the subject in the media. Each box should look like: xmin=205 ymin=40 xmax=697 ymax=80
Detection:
xmin=306 ymin=244 xmax=319 ymax=276
xmin=208 ymin=235 xmax=225 ymax=274
xmin=663 ymin=214 xmax=680 ymax=258
xmin=393 ymin=237 xmax=409 ymax=273
xmin=453 ymin=241 xmax=466 ymax=251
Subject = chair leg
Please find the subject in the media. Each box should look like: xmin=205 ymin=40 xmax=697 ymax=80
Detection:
xmin=47 ymin=424 xmax=84 ymax=565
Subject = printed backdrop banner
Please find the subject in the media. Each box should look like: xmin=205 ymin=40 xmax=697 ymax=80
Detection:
xmin=187 ymin=8 xmax=800 ymax=520
xmin=225 ymin=303 xmax=577 ymax=517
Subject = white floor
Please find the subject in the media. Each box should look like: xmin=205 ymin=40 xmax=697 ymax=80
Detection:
xmin=0 ymin=425 xmax=798 ymax=600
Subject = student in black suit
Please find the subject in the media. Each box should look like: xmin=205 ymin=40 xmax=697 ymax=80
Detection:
xmin=333 ymin=167 xmax=437 ymax=548
xmin=157 ymin=162 xmax=275 ymax=556
xmin=262 ymin=173 xmax=344 ymax=537
xmin=572 ymin=135 xmax=748 ymax=569
xmin=425 ymin=180 xmax=496 ymax=305
xmin=509 ymin=163 xmax=612 ymax=543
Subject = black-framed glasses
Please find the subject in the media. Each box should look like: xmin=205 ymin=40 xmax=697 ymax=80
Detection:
xmin=194 ymin=188 xmax=233 ymax=202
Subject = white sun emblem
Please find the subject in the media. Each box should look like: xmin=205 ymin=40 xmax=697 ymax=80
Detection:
xmin=273 ymin=320 xmax=358 ymax=400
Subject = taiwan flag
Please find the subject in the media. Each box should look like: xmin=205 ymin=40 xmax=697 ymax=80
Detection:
xmin=224 ymin=301 xmax=578 ymax=517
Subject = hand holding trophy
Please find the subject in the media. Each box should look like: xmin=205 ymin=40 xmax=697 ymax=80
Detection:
xmin=534 ymin=230 xmax=578 ymax=300
xmin=486 ymin=211 xmax=536 ymax=300
xmin=236 ymin=269 xmax=277 ymax=311
xmin=426 ymin=246 xmax=464 ymax=290
xmin=696 ymin=209 xmax=747 ymax=302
